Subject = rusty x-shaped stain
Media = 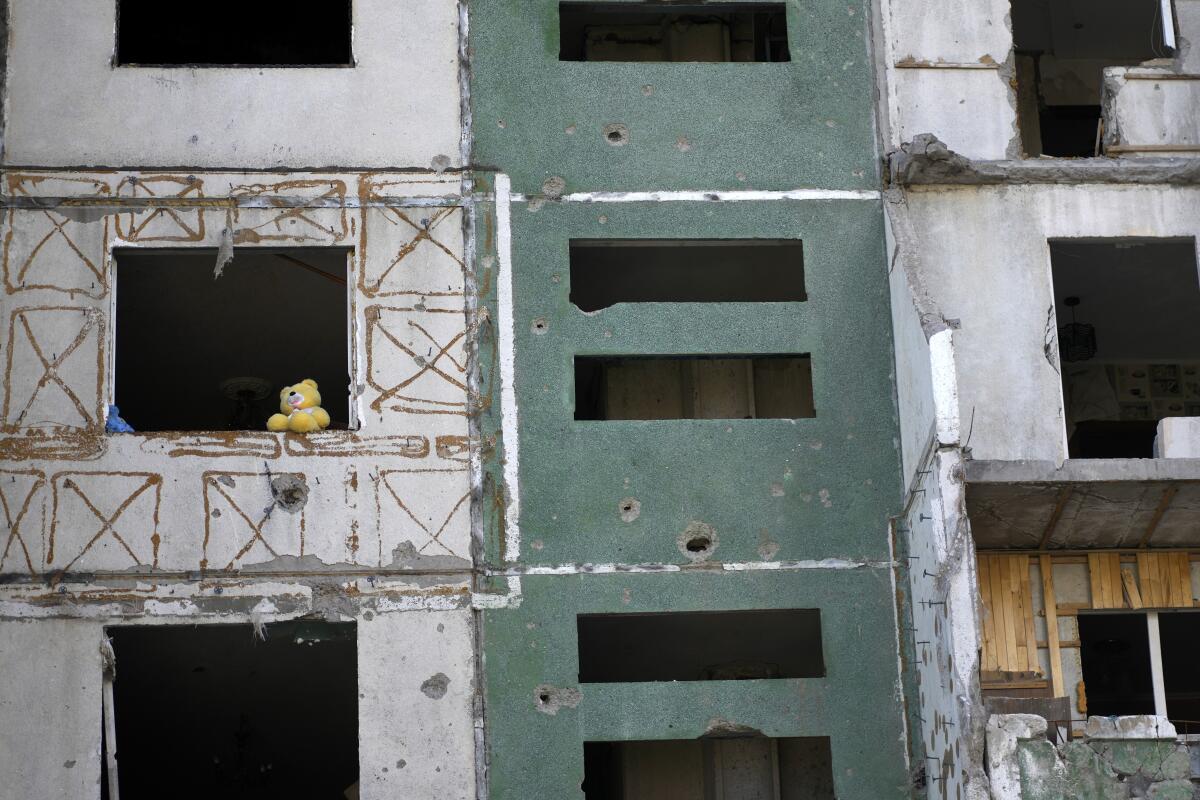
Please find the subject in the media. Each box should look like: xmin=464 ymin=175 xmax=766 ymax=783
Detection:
xmin=50 ymin=475 xmax=161 ymax=576
xmin=365 ymin=207 xmax=463 ymax=294
xmin=204 ymin=478 xmax=300 ymax=570
xmin=7 ymin=309 xmax=98 ymax=427
xmin=381 ymin=476 xmax=469 ymax=557
xmin=370 ymin=318 xmax=467 ymax=413
xmin=0 ymin=474 xmax=44 ymax=575
xmin=15 ymin=211 xmax=104 ymax=286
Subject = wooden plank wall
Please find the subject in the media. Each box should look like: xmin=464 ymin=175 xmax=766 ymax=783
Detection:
xmin=1134 ymin=552 xmax=1193 ymax=608
xmin=977 ymin=554 xmax=1041 ymax=674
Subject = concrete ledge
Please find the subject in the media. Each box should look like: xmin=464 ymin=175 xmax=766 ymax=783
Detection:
xmin=888 ymin=134 xmax=1200 ymax=187
xmin=965 ymin=458 xmax=1200 ymax=484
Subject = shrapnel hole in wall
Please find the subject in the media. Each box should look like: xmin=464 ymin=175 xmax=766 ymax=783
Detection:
xmin=104 ymin=621 xmax=358 ymax=800
xmin=559 ymin=2 xmax=790 ymax=62
xmin=1050 ymin=238 xmax=1200 ymax=458
xmin=114 ymin=247 xmax=351 ymax=432
xmin=582 ymin=737 xmax=835 ymax=800
xmin=577 ymin=609 xmax=824 ymax=683
xmin=1011 ymin=0 xmax=1173 ymax=156
xmin=116 ymin=0 xmax=354 ymax=67
xmin=569 ymin=239 xmax=806 ymax=312
xmin=574 ymin=355 xmax=814 ymax=420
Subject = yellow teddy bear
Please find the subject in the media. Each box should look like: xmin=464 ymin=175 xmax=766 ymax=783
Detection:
xmin=267 ymin=379 xmax=331 ymax=433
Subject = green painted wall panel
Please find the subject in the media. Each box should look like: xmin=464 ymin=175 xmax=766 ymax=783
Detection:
xmin=483 ymin=571 xmax=910 ymax=799
xmin=507 ymin=199 xmax=900 ymax=565
xmin=469 ymin=0 xmax=879 ymax=193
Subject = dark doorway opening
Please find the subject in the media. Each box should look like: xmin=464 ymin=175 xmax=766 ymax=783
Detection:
xmin=577 ymin=609 xmax=824 ymax=683
xmin=569 ymin=239 xmax=805 ymax=312
xmin=114 ymin=248 xmax=350 ymax=432
xmin=560 ymin=3 xmax=790 ymax=62
xmin=1078 ymin=613 xmax=1156 ymax=716
xmin=575 ymin=355 xmax=814 ymax=420
xmin=106 ymin=621 xmax=358 ymax=800
xmin=583 ymin=737 xmax=835 ymax=799
xmin=117 ymin=0 xmax=354 ymax=67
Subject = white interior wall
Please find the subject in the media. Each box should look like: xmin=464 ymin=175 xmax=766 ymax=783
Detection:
xmin=3 ymin=0 xmax=462 ymax=168
xmin=902 ymin=184 xmax=1200 ymax=462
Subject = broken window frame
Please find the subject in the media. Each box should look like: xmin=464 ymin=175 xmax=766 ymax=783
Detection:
xmin=106 ymin=246 xmax=360 ymax=434
xmin=112 ymin=0 xmax=357 ymax=69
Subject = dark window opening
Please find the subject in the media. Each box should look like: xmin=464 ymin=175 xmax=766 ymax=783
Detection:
xmin=117 ymin=0 xmax=354 ymax=67
xmin=575 ymin=355 xmax=814 ymax=420
xmin=1051 ymin=238 xmax=1200 ymax=458
xmin=106 ymin=621 xmax=358 ymax=800
xmin=583 ymin=737 xmax=835 ymax=800
xmin=1160 ymin=612 xmax=1200 ymax=722
xmin=1078 ymin=613 xmax=1156 ymax=716
xmin=560 ymin=3 xmax=790 ymax=62
xmin=1011 ymin=0 xmax=1173 ymax=156
xmin=114 ymin=248 xmax=350 ymax=433
xmin=577 ymin=609 xmax=824 ymax=683
xmin=569 ymin=239 xmax=805 ymax=312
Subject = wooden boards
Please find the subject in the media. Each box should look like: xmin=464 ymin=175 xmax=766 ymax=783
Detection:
xmin=1135 ymin=552 xmax=1194 ymax=608
xmin=978 ymin=554 xmax=1041 ymax=674
xmin=1088 ymin=553 xmax=1125 ymax=609
xmin=1039 ymin=554 xmax=1065 ymax=697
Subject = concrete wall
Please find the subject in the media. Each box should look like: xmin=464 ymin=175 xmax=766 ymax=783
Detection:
xmin=0 ymin=5 xmax=480 ymax=799
xmin=3 ymin=0 xmax=462 ymax=169
xmin=901 ymin=184 xmax=1200 ymax=463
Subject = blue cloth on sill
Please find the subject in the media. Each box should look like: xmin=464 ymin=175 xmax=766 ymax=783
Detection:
xmin=106 ymin=405 xmax=134 ymax=433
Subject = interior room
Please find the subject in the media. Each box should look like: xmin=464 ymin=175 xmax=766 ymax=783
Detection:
xmin=113 ymin=248 xmax=350 ymax=433
xmin=1052 ymin=238 xmax=1200 ymax=458
xmin=1011 ymin=0 xmax=1173 ymax=156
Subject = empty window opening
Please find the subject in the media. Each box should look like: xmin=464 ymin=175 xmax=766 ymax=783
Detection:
xmin=1011 ymin=0 xmax=1174 ymax=156
xmin=104 ymin=621 xmax=358 ymax=799
xmin=117 ymin=0 xmax=354 ymax=67
xmin=1051 ymin=239 xmax=1200 ymax=458
xmin=1079 ymin=611 xmax=1200 ymax=722
xmin=569 ymin=239 xmax=805 ymax=312
xmin=583 ymin=737 xmax=835 ymax=800
xmin=1078 ymin=613 xmax=1156 ymax=716
xmin=114 ymin=248 xmax=350 ymax=432
xmin=577 ymin=609 xmax=824 ymax=683
xmin=575 ymin=355 xmax=814 ymax=420
xmin=559 ymin=3 xmax=790 ymax=62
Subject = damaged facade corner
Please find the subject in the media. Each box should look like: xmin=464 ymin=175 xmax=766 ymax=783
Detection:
xmin=879 ymin=0 xmax=1200 ymax=796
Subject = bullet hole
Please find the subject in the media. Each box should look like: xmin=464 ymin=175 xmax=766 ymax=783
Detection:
xmin=677 ymin=521 xmax=718 ymax=561
xmin=217 ymin=475 xmax=236 ymax=488
xmin=619 ymin=497 xmax=641 ymax=523
xmin=565 ymin=124 xmax=577 ymax=135
xmin=534 ymin=684 xmax=582 ymax=715
xmin=437 ymin=623 xmax=444 ymax=633
xmin=420 ymin=672 xmax=450 ymax=700
xmin=63 ymin=760 xmax=76 ymax=769
xmin=770 ymin=483 xmax=785 ymax=497
xmin=497 ymin=119 xmax=506 ymax=128
xmin=603 ymin=123 xmax=629 ymax=146
xmin=675 ymin=136 xmax=692 ymax=152
xmin=542 ymin=175 xmax=566 ymax=198
xmin=531 ymin=317 xmax=549 ymax=335
xmin=270 ymin=475 xmax=309 ymax=513
xmin=210 ymin=509 xmax=222 ymax=518
xmin=641 ymin=84 xmax=653 ymax=96
xmin=598 ymin=215 xmax=608 ymax=224
xmin=396 ymin=760 xmax=406 ymax=769
xmin=431 ymin=154 xmax=452 ymax=174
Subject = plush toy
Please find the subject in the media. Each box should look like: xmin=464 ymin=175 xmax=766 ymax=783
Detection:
xmin=267 ymin=379 xmax=331 ymax=433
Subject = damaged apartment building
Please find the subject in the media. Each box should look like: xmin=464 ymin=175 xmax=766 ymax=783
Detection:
xmin=879 ymin=0 xmax=1200 ymax=796
xmin=1 ymin=1 xmax=1199 ymax=800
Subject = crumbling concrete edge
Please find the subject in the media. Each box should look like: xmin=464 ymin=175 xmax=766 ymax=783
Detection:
xmin=888 ymin=133 xmax=1200 ymax=187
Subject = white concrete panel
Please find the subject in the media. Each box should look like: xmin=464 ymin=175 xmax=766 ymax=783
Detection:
xmin=0 ymin=619 xmax=103 ymax=800
xmin=4 ymin=0 xmax=462 ymax=168
xmin=903 ymin=184 xmax=1200 ymax=461
xmin=357 ymin=609 xmax=476 ymax=800
xmin=893 ymin=68 xmax=1016 ymax=159
xmin=887 ymin=0 xmax=1011 ymax=64
xmin=1108 ymin=72 xmax=1200 ymax=151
